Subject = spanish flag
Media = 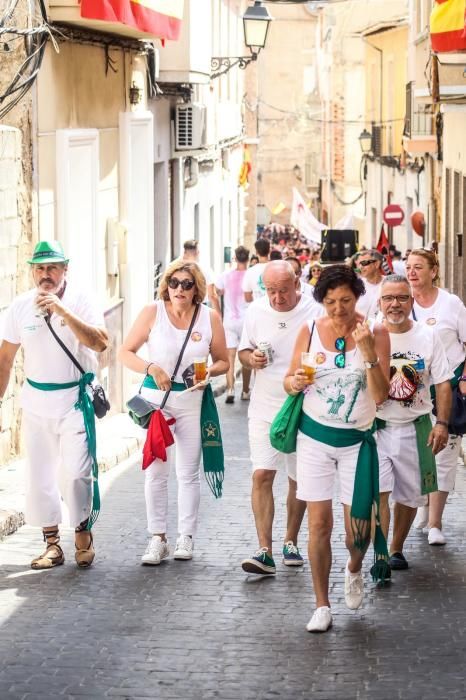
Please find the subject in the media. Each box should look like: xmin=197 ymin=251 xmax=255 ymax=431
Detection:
xmin=81 ymin=0 xmax=184 ymax=40
xmin=430 ymin=0 xmax=466 ymax=52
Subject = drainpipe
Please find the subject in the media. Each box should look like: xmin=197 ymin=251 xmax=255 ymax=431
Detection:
xmin=362 ymin=36 xmax=384 ymax=240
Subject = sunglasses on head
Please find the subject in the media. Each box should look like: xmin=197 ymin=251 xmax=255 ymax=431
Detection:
xmin=335 ymin=337 xmax=346 ymax=368
xmin=359 ymin=259 xmax=376 ymax=267
xmin=168 ymin=277 xmax=195 ymax=291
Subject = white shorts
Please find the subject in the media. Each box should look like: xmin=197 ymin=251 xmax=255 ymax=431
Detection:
xmin=248 ymin=417 xmax=297 ymax=480
xmin=296 ymin=431 xmax=361 ymax=505
xmin=378 ymin=423 xmax=426 ymax=508
xmin=224 ymin=318 xmax=243 ymax=349
xmin=435 ymin=432 xmax=461 ymax=492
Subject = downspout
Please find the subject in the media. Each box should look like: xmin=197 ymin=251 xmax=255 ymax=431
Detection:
xmin=362 ymin=36 xmax=384 ymax=240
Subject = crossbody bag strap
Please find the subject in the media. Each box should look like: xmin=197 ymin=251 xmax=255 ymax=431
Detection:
xmin=160 ymin=303 xmax=200 ymax=410
xmin=44 ymin=316 xmax=86 ymax=376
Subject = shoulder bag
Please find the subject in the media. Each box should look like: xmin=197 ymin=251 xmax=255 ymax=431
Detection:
xmin=126 ymin=304 xmax=200 ymax=428
xmin=44 ymin=316 xmax=110 ymax=419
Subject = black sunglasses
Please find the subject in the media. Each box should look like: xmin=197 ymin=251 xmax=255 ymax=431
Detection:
xmin=168 ymin=277 xmax=195 ymax=291
xmin=359 ymin=259 xmax=376 ymax=267
xmin=335 ymin=337 xmax=346 ymax=368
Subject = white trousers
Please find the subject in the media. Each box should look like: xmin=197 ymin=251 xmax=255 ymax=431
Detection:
xmin=378 ymin=423 xmax=426 ymax=508
xmin=435 ymin=432 xmax=462 ymax=492
xmin=23 ymin=408 xmax=92 ymax=528
xmin=143 ymin=392 xmax=203 ymax=537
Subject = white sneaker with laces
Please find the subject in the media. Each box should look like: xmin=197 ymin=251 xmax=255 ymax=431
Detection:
xmin=344 ymin=561 xmax=364 ymax=610
xmin=141 ymin=536 xmax=169 ymax=566
xmin=306 ymin=606 xmax=333 ymax=633
xmin=414 ymin=505 xmax=429 ymax=530
xmin=428 ymin=527 xmax=446 ymax=546
xmin=241 ymin=390 xmax=251 ymax=401
xmin=174 ymin=535 xmax=194 ymax=560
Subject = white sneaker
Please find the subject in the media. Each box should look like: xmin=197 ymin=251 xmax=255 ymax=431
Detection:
xmin=344 ymin=561 xmax=364 ymax=610
xmin=241 ymin=391 xmax=251 ymax=401
xmin=428 ymin=527 xmax=446 ymax=546
xmin=306 ymin=606 xmax=333 ymax=633
xmin=414 ymin=505 xmax=429 ymax=530
xmin=174 ymin=535 xmax=193 ymax=560
xmin=141 ymin=536 xmax=169 ymax=566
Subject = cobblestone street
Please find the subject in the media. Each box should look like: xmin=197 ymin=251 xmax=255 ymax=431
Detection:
xmin=1 ymin=398 xmax=466 ymax=700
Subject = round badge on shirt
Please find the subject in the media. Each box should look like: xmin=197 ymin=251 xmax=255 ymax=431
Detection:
xmin=191 ymin=332 xmax=202 ymax=342
xmin=426 ymin=318 xmax=436 ymax=326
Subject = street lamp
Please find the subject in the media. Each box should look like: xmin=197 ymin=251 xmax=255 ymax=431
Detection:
xmin=211 ymin=1 xmax=274 ymax=79
xmin=358 ymin=128 xmax=373 ymax=154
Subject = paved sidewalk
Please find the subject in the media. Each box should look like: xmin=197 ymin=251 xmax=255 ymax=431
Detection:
xmin=0 ymin=371 xmax=232 ymax=539
xmin=0 ymin=395 xmax=466 ymax=699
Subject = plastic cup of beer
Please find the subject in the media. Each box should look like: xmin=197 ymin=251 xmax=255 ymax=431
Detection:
xmin=193 ymin=357 xmax=208 ymax=382
xmin=301 ymin=352 xmax=316 ymax=383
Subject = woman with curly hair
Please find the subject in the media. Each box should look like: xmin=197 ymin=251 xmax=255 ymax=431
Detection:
xmin=284 ymin=264 xmax=390 ymax=632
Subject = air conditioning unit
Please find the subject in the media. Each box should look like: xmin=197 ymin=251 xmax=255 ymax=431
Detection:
xmin=175 ymin=103 xmax=206 ymax=151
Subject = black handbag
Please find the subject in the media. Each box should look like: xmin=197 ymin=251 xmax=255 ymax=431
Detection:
xmin=44 ymin=316 xmax=110 ymax=419
xmin=434 ymin=385 xmax=466 ymax=436
xmin=126 ymin=304 xmax=200 ymax=428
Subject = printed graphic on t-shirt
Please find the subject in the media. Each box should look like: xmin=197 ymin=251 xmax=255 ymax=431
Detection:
xmin=257 ymin=274 xmax=265 ymax=296
xmin=388 ymin=352 xmax=426 ymax=406
xmin=315 ymin=368 xmax=367 ymax=424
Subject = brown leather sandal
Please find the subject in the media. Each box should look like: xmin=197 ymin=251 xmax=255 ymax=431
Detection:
xmin=31 ymin=529 xmax=65 ymax=570
xmin=75 ymin=531 xmax=95 ymax=568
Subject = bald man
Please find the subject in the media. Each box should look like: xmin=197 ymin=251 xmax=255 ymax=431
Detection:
xmin=238 ymin=261 xmax=324 ymax=575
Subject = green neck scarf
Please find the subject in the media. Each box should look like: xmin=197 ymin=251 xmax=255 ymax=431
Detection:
xmin=299 ymin=412 xmax=389 ymax=581
xmin=27 ymin=375 xmax=100 ymax=530
xmin=143 ymin=376 xmax=224 ymax=498
xmin=375 ymin=414 xmax=437 ymax=495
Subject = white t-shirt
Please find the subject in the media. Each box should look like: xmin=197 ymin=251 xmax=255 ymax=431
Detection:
xmin=239 ymin=294 xmax=322 ymax=422
xmin=216 ymin=269 xmax=248 ymax=326
xmin=376 ymin=323 xmax=451 ymax=424
xmin=1 ymin=286 xmax=104 ymax=418
xmin=413 ymin=288 xmax=466 ymax=372
xmin=356 ymin=279 xmax=382 ymax=320
xmin=241 ymin=263 xmax=267 ymax=300
xmin=392 ymin=259 xmax=406 ymax=276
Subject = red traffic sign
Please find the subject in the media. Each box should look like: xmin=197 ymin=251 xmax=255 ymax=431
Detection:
xmin=383 ymin=204 xmax=404 ymax=227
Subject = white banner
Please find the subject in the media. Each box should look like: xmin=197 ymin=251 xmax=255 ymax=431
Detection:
xmin=290 ymin=187 xmax=325 ymax=244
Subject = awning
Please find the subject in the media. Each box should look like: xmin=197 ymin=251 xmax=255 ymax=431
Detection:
xmin=430 ymin=0 xmax=466 ymax=53
xmin=80 ymin=0 xmax=184 ymax=40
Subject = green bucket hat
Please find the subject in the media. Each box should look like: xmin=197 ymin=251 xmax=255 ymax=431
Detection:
xmin=27 ymin=241 xmax=69 ymax=265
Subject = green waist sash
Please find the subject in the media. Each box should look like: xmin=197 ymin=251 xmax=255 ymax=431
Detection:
xmin=375 ymin=414 xmax=437 ymax=495
xmin=142 ymin=375 xmax=185 ymax=392
xmin=142 ymin=374 xmax=224 ymax=498
xmin=430 ymin=362 xmax=463 ymax=400
xmin=299 ymin=412 xmax=389 ymax=579
xmin=26 ymin=376 xmax=100 ymax=530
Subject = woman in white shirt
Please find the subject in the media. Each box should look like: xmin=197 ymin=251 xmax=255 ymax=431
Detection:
xmin=406 ymin=249 xmax=466 ymax=545
xmin=119 ymin=261 xmax=228 ymax=565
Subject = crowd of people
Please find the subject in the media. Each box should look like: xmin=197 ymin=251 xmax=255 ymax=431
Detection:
xmin=0 ymin=236 xmax=464 ymax=636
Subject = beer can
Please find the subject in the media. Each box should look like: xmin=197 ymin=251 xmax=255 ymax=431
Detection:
xmin=258 ymin=341 xmax=273 ymax=366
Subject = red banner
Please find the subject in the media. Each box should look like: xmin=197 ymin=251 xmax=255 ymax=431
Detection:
xmin=81 ymin=0 xmax=183 ymax=40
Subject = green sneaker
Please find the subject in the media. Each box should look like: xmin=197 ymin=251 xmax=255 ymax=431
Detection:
xmin=241 ymin=547 xmax=276 ymax=575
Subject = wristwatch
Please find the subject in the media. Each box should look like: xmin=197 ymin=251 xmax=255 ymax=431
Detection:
xmin=459 ymin=376 xmax=466 ymax=382
xmin=364 ymin=358 xmax=380 ymax=369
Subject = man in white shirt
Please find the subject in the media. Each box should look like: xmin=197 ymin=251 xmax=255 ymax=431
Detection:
xmin=181 ymin=239 xmax=221 ymax=314
xmin=242 ymin=238 xmax=270 ymax=303
xmin=356 ymin=249 xmax=384 ymax=320
xmin=377 ymin=275 xmax=451 ymax=572
xmin=238 ymin=261 xmax=322 ymax=575
xmin=0 ymin=241 xmax=108 ymax=570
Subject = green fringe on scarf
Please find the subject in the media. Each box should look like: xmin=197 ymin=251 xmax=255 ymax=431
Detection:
xmin=143 ymin=375 xmax=224 ymax=498
xmin=27 ymin=375 xmax=100 ymax=530
xmin=299 ymin=412 xmax=390 ymax=582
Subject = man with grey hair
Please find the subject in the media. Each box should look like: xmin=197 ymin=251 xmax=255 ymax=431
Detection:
xmin=238 ymin=261 xmax=322 ymax=575
xmin=376 ymin=274 xmax=451 ymax=572
xmin=356 ymin=249 xmax=384 ymax=319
